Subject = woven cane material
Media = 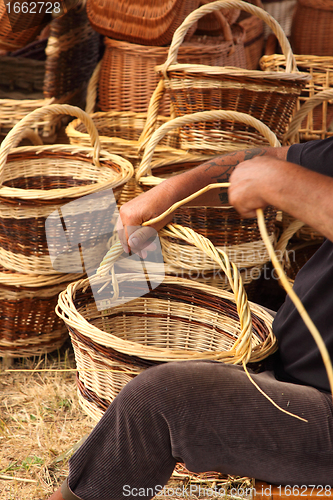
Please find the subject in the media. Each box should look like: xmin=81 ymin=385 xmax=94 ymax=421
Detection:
xmin=86 ymin=0 xmax=201 ymax=46
xmin=0 ymin=104 xmax=134 ymax=275
xmin=291 ymin=0 xmax=333 ymax=56
xmin=261 ymin=57 xmax=333 ymax=142
xmin=142 ymin=0 xmax=309 ymax=149
xmin=98 ymin=23 xmax=246 ymax=116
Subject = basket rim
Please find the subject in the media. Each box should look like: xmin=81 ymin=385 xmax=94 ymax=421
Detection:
xmin=56 ymin=273 xmax=276 ymax=362
xmin=0 ymin=145 xmax=134 ymax=201
xmin=156 ymin=63 xmax=311 ymax=82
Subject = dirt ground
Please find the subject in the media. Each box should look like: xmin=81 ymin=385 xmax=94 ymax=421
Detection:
xmin=0 ymin=339 xmax=253 ymax=500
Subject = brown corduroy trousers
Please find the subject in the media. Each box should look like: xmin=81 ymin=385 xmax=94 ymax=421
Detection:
xmin=61 ymin=361 xmax=333 ymax=500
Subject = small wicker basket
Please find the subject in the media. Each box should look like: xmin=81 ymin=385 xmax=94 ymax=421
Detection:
xmin=142 ymin=0 xmax=310 ymax=152
xmin=56 ymin=224 xmax=277 ymax=421
xmin=0 ymin=104 xmax=134 ymax=275
xmin=260 ymin=55 xmax=333 ymax=142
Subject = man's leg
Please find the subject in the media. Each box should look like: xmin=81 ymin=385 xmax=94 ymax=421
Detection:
xmin=51 ymin=360 xmax=333 ymax=500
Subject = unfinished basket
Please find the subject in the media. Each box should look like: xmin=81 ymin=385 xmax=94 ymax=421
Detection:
xmin=260 ymin=56 xmax=333 ymax=141
xmin=0 ymin=103 xmax=134 ymax=275
xmin=98 ymin=18 xmax=246 ymax=115
xmin=290 ymin=0 xmax=333 ymax=56
xmin=143 ymin=0 xmax=309 ymax=153
xmin=137 ymin=110 xmax=280 ymax=282
xmin=86 ymin=0 xmax=201 ymax=46
xmin=0 ymin=5 xmax=100 ymax=141
xmin=56 ymin=224 xmax=277 ymax=420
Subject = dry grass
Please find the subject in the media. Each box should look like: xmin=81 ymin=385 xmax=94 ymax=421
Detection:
xmin=0 ymin=340 xmax=252 ymax=500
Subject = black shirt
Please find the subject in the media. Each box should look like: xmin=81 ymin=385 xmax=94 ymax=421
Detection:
xmin=272 ymin=137 xmax=333 ymax=393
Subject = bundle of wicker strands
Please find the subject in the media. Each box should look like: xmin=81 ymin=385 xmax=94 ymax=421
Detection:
xmin=0 ymin=4 xmax=100 ymax=141
xmin=0 ymin=104 xmax=134 ymax=276
xmin=260 ymin=56 xmax=333 ymax=142
xmin=56 ymin=223 xmax=277 ymax=421
xmin=97 ymin=16 xmax=246 ymax=116
xmin=140 ymin=0 xmax=310 ymax=153
xmin=136 ymin=109 xmax=280 ymax=286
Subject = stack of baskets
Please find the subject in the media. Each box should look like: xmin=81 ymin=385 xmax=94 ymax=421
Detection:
xmin=0 ymin=3 xmax=100 ymax=143
xmin=0 ymin=104 xmax=134 ymax=359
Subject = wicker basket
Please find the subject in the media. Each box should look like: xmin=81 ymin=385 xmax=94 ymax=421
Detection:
xmin=0 ymin=104 xmax=134 ymax=275
xmin=260 ymin=56 xmax=333 ymax=142
xmin=86 ymin=0 xmax=201 ymax=46
xmin=97 ymin=18 xmax=246 ymax=115
xmin=262 ymin=0 xmax=297 ymax=39
xmin=237 ymin=0 xmax=265 ymax=70
xmin=137 ymin=110 xmax=280 ymax=281
xmin=0 ymin=267 xmax=87 ymax=358
xmin=0 ymin=0 xmax=47 ymax=51
xmin=56 ymin=224 xmax=277 ymax=421
xmin=290 ymin=0 xmax=333 ymax=56
xmin=142 ymin=0 xmax=310 ymax=152
xmin=0 ymin=5 xmax=100 ymax=141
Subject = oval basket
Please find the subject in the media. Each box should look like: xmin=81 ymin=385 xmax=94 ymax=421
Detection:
xmin=56 ymin=224 xmax=277 ymax=421
xmin=143 ymin=0 xmax=310 ymax=151
xmin=0 ymin=104 xmax=134 ymax=275
xmin=137 ymin=109 xmax=280 ymax=280
xmin=98 ymin=18 xmax=246 ymax=115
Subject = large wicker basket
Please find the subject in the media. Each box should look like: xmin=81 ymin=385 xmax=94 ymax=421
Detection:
xmin=0 ymin=104 xmax=134 ymax=275
xmin=56 ymin=224 xmax=277 ymax=421
xmin=137 ymin=110 xmax=280 ymax=282
xmin=260 ymin=55 xmax=333 ymax=142
xmin=86 ymin=0 xmax=200 ymax=46
xmin=97 ymin=18 xmax=246 ymax=115
xmin=290 ymin=0 xmax=333 ymax=56
xmin=142 ymin=0 xmax=310 ymax=152
xmin=0 ymin=5 xmax=100 ymax=141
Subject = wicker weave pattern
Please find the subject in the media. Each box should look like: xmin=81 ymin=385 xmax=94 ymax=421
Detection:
xmin=86 ymin=0 xmax=200 ymax=46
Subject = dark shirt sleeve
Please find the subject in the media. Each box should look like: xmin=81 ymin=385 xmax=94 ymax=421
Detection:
xmin=287 ymin=137 xmax=333 ymax=177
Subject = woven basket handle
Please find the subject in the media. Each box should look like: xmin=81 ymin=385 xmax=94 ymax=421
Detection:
xmin=0 ymin=104 xmax=101 ymax=180
xmin=162 ymin=0 xmax=297 ymax=74
xmin=283 ymin=88 xmax=333 ymax=145
xmin=85 ymin=60 xmax=102 ymax=115
xmin=136 ymin=110 xmax=281 ymax=181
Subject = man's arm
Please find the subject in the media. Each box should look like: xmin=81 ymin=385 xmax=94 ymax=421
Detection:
xmin=119 ymin=146 xmax=290 ymax=238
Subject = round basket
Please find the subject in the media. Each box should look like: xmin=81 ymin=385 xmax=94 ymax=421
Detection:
xmin=145 ymin=0 xmax=310 ymax=151
xmin=260 ymin=56 xmax=333 ymax=142
xmin=98 ymin=18 xmax=246 ymax=115
xmin=137 ymin=110 xmax=280 ymax=281
xmin=0 ymin=265 xmax=85 ymax=358
xmin=86 ymin=0 xmax=200 ymax=46
xmin=290 ymin=0 xmax=333 ymax=56
xmin=56 ymin=224 xmax=277 ymax=421
xmin=0 ymin=104 xmax=134 ymax=275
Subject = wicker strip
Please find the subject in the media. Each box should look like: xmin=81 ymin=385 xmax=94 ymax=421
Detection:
xmin=260 ymin=56 xmax=333 ymax=142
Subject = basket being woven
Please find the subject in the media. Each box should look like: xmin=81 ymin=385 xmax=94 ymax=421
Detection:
xmin=137 ymin=109 xmax=280 ymax=280
xmin=0 ymin=104 xmax=134 ymax=275
xmin=56 ymin=224 xmax=277 ymax=421
xmin=142 ymin=0 xmax=310 ymax=152
xmin=260 ymin=55 xmax=333 ymax=142
xmin=98 ymin=17 xmax=246 ymax=116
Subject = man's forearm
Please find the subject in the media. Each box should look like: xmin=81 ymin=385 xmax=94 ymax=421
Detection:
xmin=162 ymin=146 xmax=290 ymax=207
